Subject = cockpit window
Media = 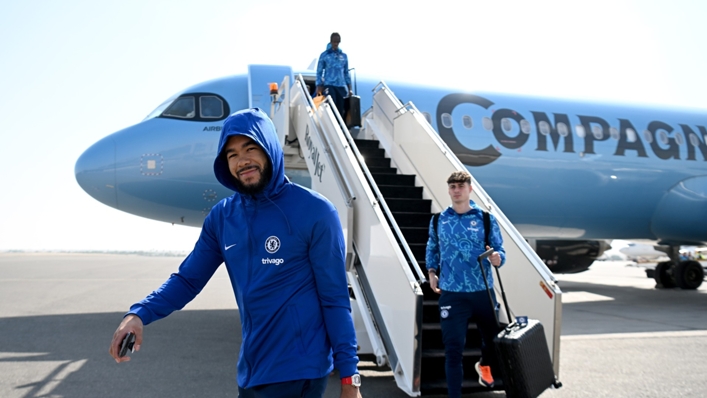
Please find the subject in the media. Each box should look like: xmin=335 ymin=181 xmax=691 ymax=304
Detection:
xmin=200 ymin=96 xmax=224 ymax=118
xmin=156 ymin=92 xmax=230 ymax=122
xmin=144 ymin=93 xmax=179 ymax=120
xmin=163 ymin=97 xmax=196 ymax=118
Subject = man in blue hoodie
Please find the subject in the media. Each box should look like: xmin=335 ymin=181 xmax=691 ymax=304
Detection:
xmin=316 ymin=32 xmax=352 ymax=117
xmin=108 ymin=108 xmax=362 ymax=398
xmin=425 ymin=171 xmax=506 ymax=398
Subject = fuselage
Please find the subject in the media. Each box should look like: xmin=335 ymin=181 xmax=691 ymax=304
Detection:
xmin=75 ymin=70 xmax=707 ymax=246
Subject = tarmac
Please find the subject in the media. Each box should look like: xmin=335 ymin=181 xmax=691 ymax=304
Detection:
xmin=1 ymin=253 xmax=706 ymax=398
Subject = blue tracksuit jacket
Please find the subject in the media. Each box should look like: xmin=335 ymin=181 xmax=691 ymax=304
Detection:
xmin=127 ymin=108 xmax=359 ymax=388
xmin=316 ymin=43 xmax=351 ymax=88
xmin=425 ymin=203 xmax=506 ymax=292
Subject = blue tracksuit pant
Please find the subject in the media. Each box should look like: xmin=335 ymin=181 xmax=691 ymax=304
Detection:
xmin=324 ymin=85 xmax=347 ymax=117
xmin=237 ymin=376 xmax=328 ymax=398
xmin=439 ymin=290 xmax=501 ymax=397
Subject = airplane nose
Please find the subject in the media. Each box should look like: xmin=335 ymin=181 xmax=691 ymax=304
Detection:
xmin=75 ymin=136 xmax=118 ymax=209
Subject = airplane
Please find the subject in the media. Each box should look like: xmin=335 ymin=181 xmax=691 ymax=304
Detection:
xmin=619 ymin=242 xmax=669 ymax=261
xmin=75 ymin=64 xmax=707 ymax=289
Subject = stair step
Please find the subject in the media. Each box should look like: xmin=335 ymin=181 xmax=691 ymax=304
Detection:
xmin=386 ymin=198 xmax=431 ymax=213
xmin=371 ymin=173 xmax=416 ymax=186
xmin=357 ymin=147 xmax=386 ymax=159
xmin=363 ymin=157 xmax=391 ymax=168
xmin=391 ymin=212 xmax=433 ymax=227
xmin=422 ymin=348 xmax=482 ymax=358
xmin=420 ymin=379 xmax=498 ymax=394
xmin=353 ymin=139 xmax=381 ymax=148
xmin=379 ymin=185 xmax=423 ymax=199
xmin=406 ymin=243 xmax=427 ymax=259
xmin=399 ymin=227 xmax=428 ymax=244
xmin=367 ymin=166 xmax=397 ymax=174
xmin=422 ymin=323 xmax=478 ymax=331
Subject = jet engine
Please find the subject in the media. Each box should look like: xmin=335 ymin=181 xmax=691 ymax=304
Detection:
xmin=533 ymin=240 xmax=611 ymax=274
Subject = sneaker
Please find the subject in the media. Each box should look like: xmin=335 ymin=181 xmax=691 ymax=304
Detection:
xmin=475 ymin=361 xmax=494 ymax=388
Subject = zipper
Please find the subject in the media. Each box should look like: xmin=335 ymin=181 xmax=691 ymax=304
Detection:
xmin=241 ymin=199 xmax=256 ymax=385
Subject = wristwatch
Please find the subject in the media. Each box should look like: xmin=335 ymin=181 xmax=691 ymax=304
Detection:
xmin=341 ymin=373 xmax=361 ymax=387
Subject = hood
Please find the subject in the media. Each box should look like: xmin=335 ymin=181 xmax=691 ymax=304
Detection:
xmin=213 ymin=108 xmax=285 ymax=197
xmin=325 ymin=42 xmax=342 ymax=53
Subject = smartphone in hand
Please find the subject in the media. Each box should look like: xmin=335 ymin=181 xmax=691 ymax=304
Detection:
xmin=119 ymin=332 xmax=136 ymax=357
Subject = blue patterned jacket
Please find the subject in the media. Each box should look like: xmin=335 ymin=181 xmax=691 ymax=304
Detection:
xmin=425 ymin=202 xmax=506 ymax=292
xmin=316 ymin=43 xmax=351 ymax=88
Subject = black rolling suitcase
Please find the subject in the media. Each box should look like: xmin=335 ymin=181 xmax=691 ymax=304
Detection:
xmin=344 ymin=95 xmax=361 ymax=128
xmin=478 ymin=248 xmax=561 ymax=398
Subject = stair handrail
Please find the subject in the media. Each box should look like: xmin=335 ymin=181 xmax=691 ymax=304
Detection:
xmin=320 ymin=89 xmax=428 ymax=285
xmin=294 ymin=75 xmax=356 ymax=207
xmin=319 ymin=91 xmax=426 ymax=391
xmin=297 ymin=76 xmax=426 ymax=390
xmin=372 ymin=80 xmax=393 ymax=94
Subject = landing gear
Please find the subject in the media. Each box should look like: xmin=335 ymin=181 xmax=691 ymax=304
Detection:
xmin=674 ymin=261 xmax=704 ymax=290
xmin=653 ymin=261 xmax=676 ymax=288
xmin=653 ymin=246 xmax=704 ymax=290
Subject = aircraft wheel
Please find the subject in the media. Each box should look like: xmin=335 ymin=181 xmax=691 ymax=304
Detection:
xmin=653 ymin=261 xmax=676 ymax=288
xmin=645 ymin=268 xmax=655 ymax=278
xmin=674 ymin=261 xmax=704 ymax=290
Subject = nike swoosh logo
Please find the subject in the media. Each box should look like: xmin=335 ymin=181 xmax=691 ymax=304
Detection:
xmin=225 ymin=243 xmax=237 ymax=250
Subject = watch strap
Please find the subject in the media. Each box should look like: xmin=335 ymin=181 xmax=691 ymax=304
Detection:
xmin=341 ymin=373 xmax=361 ymax=387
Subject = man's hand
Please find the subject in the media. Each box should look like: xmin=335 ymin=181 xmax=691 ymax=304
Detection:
xmin=316 ymin=86 xmax=323 ymax=96
xmin=428 ymin=270 xmax=441 ymax=294
xmin=109 ymin=314 xmax=144 ymax=363
xmin=486 ymin=245 xmax=501 ymax=267
xmin=348 ymin=89 xmax=354 ymax=97
xmin=341 ymin=384 xmax=362 ymax=398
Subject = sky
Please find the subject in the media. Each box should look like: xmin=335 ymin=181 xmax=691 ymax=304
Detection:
xmin=1 ymin=0 xmax=706 ymax=252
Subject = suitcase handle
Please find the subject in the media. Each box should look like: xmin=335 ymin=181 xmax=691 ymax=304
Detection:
xmin=478 ymin=248 xmax=514 ymax=329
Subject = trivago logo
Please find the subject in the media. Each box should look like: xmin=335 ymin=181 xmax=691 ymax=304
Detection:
xmin=262 ymin=258 xmax=284 ymax=266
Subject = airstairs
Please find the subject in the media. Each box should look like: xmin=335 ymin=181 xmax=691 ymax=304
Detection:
xmin=266 ymin=71 xmax=562 ymax=396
